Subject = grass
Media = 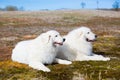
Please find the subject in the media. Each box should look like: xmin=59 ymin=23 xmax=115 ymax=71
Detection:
xmin=0 ymin=59 xmax=120 ymax=80
xmin=93 ymin=37 xmax=120 ymax=57
xmin=0 ymin=10 xmax=120 ymax=80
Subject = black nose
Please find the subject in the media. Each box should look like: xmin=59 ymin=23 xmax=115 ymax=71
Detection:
xmin=95 ymin=35 xmax=97 ymax=38
xmin=63 ymin=38 xmax=66 ymax=42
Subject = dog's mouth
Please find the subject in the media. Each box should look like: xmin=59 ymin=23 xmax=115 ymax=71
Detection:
xmin=86 ymin=38 xmax=96 ymax=42
xmin=54 ymin=42 xmax=63 ymax=46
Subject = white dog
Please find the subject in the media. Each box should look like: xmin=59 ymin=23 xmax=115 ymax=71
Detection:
xmin=57 ymin=27 xmax=110 ymax=61
xmin=11 ymin=30 xmax=72 ymax=72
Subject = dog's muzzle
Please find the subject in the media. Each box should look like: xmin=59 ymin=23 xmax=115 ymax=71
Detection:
xmin=54 ymin=42 xmax=63 ymax=45
xmin=86 ymin=38 xmax=96 ymax=42
xmin=54 ymin=38 xmax=65 ymax=46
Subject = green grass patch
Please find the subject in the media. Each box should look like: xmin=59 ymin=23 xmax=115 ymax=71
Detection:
xmin=0 ymin=60 xmax=120 ymax=80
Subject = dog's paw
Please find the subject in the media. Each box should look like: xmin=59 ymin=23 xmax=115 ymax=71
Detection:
xmin=62 ymin=60 xmax=72 ymax=65
xmin=104 ymin=57 xmax=110 ymax=61
xmin=41 ymin=68 xmax=51 ymax=72
xmin=37 ymin=67 xmax=51 ymax=72
xmin=29 ymin=64 xmax=51 ymax=72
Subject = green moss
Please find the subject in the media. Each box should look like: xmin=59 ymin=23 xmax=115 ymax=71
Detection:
xmin=1 ymin=60 xmax=120 ymax=80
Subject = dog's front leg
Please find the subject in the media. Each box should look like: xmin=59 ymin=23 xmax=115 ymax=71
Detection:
xmin=54 ymin=58 xmax=72 ymax=65
xmin=29 ymin=61 xmax=50 ymax=72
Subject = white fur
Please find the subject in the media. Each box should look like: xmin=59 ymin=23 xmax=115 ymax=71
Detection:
xmin=57 ymin=27 xmax=110 ymax=61
xmin=11 ymin=30 xmax=71 ymax=72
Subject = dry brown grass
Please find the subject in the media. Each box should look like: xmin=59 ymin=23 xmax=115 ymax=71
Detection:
xmin=0 ymin=10 xmax=120 ymax=27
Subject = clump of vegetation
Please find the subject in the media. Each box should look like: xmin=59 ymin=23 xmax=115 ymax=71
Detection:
xmin=0 ymin=5 xmax=24 ymax=11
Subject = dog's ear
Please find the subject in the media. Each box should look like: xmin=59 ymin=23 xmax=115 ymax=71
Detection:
xmin=80 ymin=32 xmax=83 ymax=36
xmin=40 ymin=33 xmax=51 ymax=44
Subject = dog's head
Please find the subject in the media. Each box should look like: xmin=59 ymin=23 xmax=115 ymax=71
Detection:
xmin=83 ymin=27 xmax=97 ymax=42
xmin=73 ymin=27 xmax=97 ymax=42
xmin=40 ymin=30 xmax=65 ymax=47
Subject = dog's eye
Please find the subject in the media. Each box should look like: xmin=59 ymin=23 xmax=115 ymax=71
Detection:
xmin=55 ymin=35 xmax=58 ymax=37
xmin=87 ymin=32 xmax=90 ymax=34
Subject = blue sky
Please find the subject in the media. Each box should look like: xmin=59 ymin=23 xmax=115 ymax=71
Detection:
xmin=0 ymin=0 xmax=117 ymax=11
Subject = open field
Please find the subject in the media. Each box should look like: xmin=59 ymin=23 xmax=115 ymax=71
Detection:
xmin=0 ymin=10 xmax=120 ymax=80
